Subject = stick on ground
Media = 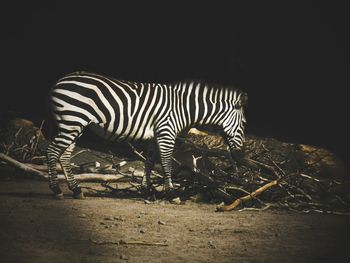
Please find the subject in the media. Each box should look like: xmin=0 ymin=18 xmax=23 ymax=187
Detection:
xmin=216 ymin=179 xmax=280 ymax=212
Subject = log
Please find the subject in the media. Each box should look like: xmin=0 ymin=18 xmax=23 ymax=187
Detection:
xmin=0 ymin=153 xmax=125 ymax=182
xmin=0 ymin=153 xmax=47 ymax=179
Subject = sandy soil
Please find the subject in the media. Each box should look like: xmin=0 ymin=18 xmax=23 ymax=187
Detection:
xmin=0 ymin=178 xmax=349 ymax=263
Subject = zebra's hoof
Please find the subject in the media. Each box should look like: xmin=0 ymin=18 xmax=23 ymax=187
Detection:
xmin=164 ymin=188 xmax=178 ymax=200
xmin=53 ymin=192 xmax=64 ymax=200
xmin=73 ymin=192 xmax=85 ymax=199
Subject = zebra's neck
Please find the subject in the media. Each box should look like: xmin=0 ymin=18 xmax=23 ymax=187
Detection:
xmin=166 ymin=81 xmax=241 ymax=130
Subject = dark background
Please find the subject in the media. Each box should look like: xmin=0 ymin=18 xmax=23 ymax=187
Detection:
xmin=1 ymin=2 xmax=349 ymax=166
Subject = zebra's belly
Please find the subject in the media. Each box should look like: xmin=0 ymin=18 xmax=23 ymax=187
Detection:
xmin=88 ymin=123 xmax=155 ymax=141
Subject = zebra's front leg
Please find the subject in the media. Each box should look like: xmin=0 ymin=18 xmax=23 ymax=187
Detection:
xmin=156 ymin=133 xmax=176 ymax=192
xmin=224 ymin=135 xmax=245 ymax=176
xmin=141 ymin=141 xmax=158 ymax=192
xmin=59 ymin=143 xmax=85 ymax=199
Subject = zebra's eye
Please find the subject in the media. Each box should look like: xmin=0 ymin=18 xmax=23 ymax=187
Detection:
xmin=240 ymin=92 xmax=248 ymax=107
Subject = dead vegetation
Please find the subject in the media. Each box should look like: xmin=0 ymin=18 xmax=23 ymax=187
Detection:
xmin=0 ymin=118 xmax=349 ymax=214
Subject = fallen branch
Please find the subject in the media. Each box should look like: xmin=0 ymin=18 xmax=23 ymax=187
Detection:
xmin=64 ymin=173 xmax=123 ymax=182
xmin=216 ymin=179 xmax=280 ymax=212
xmin=0 ymin=153 xmax=126 ymax=182
xmin=25 ymin=163 xmax=63 ymax=172
xmin=0 ymin=152 xmax=47 ymax=180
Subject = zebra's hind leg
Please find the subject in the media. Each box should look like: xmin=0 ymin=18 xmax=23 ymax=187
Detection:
xmin=47 ymin=129 xmax=82 ymax=199
xmin=59 ymin=143 xmax=85 ymax=199
xmin=47 ymin=141 xmax=65 ymax=199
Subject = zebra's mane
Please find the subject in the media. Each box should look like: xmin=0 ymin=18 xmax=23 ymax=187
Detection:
xmin=172 ymin=79 xmax=247 ymax=103
xmin=181 ymin=79 xmax=243 ymax=93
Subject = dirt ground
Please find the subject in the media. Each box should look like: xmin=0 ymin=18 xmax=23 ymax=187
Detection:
xmin=0 ymin=178 xmax=350 ymax=263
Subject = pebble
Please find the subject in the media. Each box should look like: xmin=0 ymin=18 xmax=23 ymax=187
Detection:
xmin=119 ymin=254 xmax=129 ymax=260
xmin=170 ymin=197 xmax=181 ymax=204
xmin=208 ymin=240 xmax=216 ymax=249
xmin=158 ymin=220 xmax=166 ymax=225
xmin=114 ymin=216 xmax=125 ymax=221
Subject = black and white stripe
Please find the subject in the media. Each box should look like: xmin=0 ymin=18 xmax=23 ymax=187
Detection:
xmin=47 ymin=71 xmax=247 ymax=197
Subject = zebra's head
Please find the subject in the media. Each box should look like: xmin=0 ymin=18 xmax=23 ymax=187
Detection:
xmin=223 ymin=91 xmax=248 ymax=151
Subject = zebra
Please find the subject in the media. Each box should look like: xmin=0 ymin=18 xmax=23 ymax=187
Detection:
xmin=46 ymin=71 xmax=247 ymax=199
